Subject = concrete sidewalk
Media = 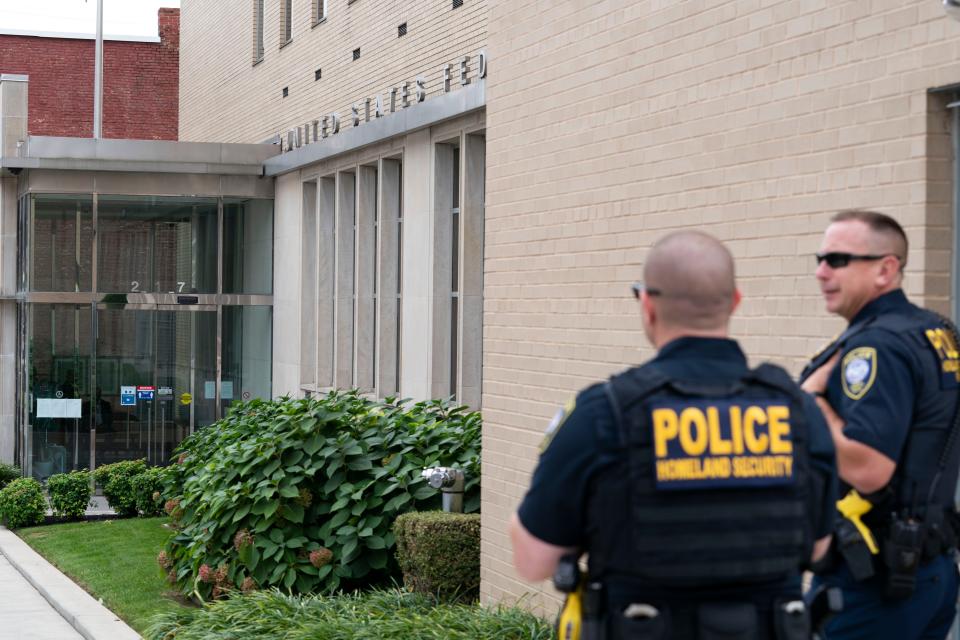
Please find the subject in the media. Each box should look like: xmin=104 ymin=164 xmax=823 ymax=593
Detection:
xmin=0 ymin=527 xmax=140 ymax=640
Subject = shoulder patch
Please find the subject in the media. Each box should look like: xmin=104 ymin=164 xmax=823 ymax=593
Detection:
xmin=841 ymin=347 xmax=877 ymax=400
xmin=540 ymin=397 xmax=576 ymax=452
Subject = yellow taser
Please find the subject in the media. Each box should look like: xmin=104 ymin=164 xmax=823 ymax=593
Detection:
xmin=557 ymin=588 xmax=584 ymax=640
xmin=837 ymin=489 xmax=879 ymax=554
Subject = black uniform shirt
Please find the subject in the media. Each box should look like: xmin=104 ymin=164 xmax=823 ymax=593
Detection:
xmin=819 ymin=289 xmax=959 ymax=502
xmin=518 ymin=336 xmax=838 ymax=549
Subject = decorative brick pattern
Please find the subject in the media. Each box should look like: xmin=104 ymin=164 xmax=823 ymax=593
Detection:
xmin=482 ymin=0 xmax=960 ymax=609
xmin=0 ymin=8 xmax=179 ymax=140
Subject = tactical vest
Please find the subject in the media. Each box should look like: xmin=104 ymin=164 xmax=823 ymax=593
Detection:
xmin=801 ymin=309 xmax=960 ymax=521
xmin=587 ymin=363 xmax=813 ymax=593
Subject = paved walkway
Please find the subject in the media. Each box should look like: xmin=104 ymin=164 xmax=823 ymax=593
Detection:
xmin=0 ymin=552 xmax=83 ymax=639
xmin=0 ymin=527 xmax=140 ymax=640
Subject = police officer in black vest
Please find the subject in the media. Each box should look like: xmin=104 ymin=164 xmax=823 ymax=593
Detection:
xmin=800 ymin=210 xmax=960 ymax=640
xmin=511 ymin=231 xmax=838 ymax=640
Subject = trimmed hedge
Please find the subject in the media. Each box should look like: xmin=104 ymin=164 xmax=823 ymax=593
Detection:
xmin=394 ymin=511 xmax=480 ymax=602
xmin=0 ymin=477 xmax=46 ymax=529
xmin=47 ymin=470 xmax=92 ymax=520
xmin=94 ymin=459 xmax=147 ymax=517
xmin=160 ymin=391 xmax=480 ymax=600
xmin=132 ymin=467 xmax=167 ymax=517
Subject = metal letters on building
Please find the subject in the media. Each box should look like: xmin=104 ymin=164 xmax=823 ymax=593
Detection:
xmin=280 ymin=50 xmax=488 ymax=153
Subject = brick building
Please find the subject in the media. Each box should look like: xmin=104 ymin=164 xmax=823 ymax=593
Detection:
xmin=0 ymin=8 xmax=179 ymax=139
xmin=169 ymin=0 xmax=960 ymax=614
xmin=8 ymin=0 xmax=960 ymax=621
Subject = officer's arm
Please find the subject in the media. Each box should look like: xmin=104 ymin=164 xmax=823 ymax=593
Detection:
xmin=812 ymin=535 xmax=832 ymax=562
xmin=510 ymin=513 xmax=577 ymax=582
xmin=813 ymin=396 xmax=896 ymax=494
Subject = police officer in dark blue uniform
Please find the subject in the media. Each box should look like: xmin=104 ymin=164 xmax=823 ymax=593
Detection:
xmin=800 ymin=210 xmax=960 ymax=640
xmin=511 ymin=231 xmax=838 ymax=640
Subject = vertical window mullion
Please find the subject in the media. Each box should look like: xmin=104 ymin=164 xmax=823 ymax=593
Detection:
xmin=449 ymin=147 xmax=460 ymax=400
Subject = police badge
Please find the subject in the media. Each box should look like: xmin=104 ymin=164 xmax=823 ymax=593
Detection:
xmin=841 ymin=347 xmax=877 ymax=400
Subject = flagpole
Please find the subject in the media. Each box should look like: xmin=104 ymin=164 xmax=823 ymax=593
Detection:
xmin=93 ymin=0 xmax=103 ymax=139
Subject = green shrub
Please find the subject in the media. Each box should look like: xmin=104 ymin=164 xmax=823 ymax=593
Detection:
xmin=0 ymin=477 xmax=47 ymax=529
xmin=143 ymin=588 xmax=551 ymax=640
xmin=132 ymin=466 xmax=170 ymax=517
xmin=46 ymin=471 xmax=92 ymax=520
xmin=94 ymin=459 xmax=147 ymax=517
xmin=160 ymin=391 xmax=480 ymax=600
xmin=0 ymin=463 xmax=22 ymax=489
xmin=394 ymin=511 xmax=480 ymax=602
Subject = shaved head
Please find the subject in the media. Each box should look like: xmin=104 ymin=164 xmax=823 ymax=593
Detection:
xmin=644 ymin=231 xmax=737 ymax=331
xmin=830 ymin=210 xmax=907 ymax=272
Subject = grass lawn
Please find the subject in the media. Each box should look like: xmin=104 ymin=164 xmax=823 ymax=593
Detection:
xmin=18 ymin=517 xmax=190 ymax=634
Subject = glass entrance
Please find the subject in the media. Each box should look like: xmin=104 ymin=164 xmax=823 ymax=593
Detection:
xmin=21 ymin=192 xmax=274 ymax=480
xmin=28 ymin=304 xmax=221 ymax=478
xmin=94 ymin=306 xmax=217 ymax=468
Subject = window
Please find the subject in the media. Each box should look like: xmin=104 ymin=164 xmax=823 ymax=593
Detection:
xmin=281 ymin=0 xmax=292 ymax=46
xmin=353 ymin=48 xmax=361 ymax=61
xmin=313 ymin=0 xmax=327 ymax=25
xmin=301 ymin=159 xmax=402 ymax=397
xmin=253 ymin=0 xmax=264 ymax=62
xmin=433 ymin=135 xmax=484 ymax=407
xmin=398 ymin=23 xmax=407 ymax=37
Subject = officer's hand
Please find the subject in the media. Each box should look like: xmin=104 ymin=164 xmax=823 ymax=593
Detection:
xmin=801 ymin=352 xmax=839 ymax=395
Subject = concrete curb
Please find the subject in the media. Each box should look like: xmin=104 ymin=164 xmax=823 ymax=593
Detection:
xmin=0 ymin=527 xmax=141 ymax=640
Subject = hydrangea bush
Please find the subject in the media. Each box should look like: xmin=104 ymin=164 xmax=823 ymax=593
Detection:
xmin=159 ymin=391 xmax=480 ymax=600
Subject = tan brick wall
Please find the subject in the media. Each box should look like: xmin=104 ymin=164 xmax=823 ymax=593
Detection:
xmin=482 ymin=0 xmax=960 ymax=609
xmin=180 ymin=0 xmax=486 ymax=143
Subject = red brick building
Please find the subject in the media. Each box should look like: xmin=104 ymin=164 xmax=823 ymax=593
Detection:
xmin=0 ymin=8 xmax=178 ymax=140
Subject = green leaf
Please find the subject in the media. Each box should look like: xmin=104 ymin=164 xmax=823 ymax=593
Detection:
xmin=347 ymin=457 xmax=373 ymax=471
xmin=283 ymin=503 xmax=304 ymax=524
xmin=303 ymin=435 xmax=324 ymax=455
xmin=286 ymin=536 xmax=307 ymax=549
xmin=329 ymin=510 xmax=350 ymax=529
xmin=264 ymin=501 xmax=279 ymax=519
xmin=413 ymin=485 xmax=436 ymax=501
xmin=384 ymin=493 xmax=411 ymax=511
xmin=279 ymin=485 xmax=300 ymax=498
xmin=341 ymin=539 xmax=358 ymax=563
xmin=365 ymin=535 xmax=385 ymax=549
xmin=231 ymin=503 xmax=252 ymax=522
xmin=262 ymin=459 xmax=281 ymax=477
xmin=283 ymin=567 xmax=297 ymax=588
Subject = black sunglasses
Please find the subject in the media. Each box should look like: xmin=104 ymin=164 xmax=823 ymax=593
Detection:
xmin=814 ymin=252 xmax=899 ymax=269
xmin=631 ymin=282 xmax=663 ymax=299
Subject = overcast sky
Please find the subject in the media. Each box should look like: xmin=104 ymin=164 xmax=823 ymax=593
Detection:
xmin=0 ymin=0 xmax=180 ymax=38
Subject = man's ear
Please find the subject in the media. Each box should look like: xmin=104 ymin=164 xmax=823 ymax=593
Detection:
xmin=730 ymin=288 xmax=742 ymax=315
xmin=877 ymin=255 xmax=901 ymax=288
xmin=641 ymin=291 xmax=656 ymax=326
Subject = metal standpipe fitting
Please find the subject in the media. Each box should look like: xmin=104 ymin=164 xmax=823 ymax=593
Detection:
xmin=420 ymin=466 xmax=465 ymax=513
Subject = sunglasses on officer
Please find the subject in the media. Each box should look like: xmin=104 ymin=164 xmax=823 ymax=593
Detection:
xmin=630 ymin=282 xmax=663 ymax=299
xmin=814 ymin=252 xmax=901 ymax=269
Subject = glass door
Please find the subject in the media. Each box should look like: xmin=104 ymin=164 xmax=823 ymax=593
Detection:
xmin=94 ymin=305 xmax=216 ymax=468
